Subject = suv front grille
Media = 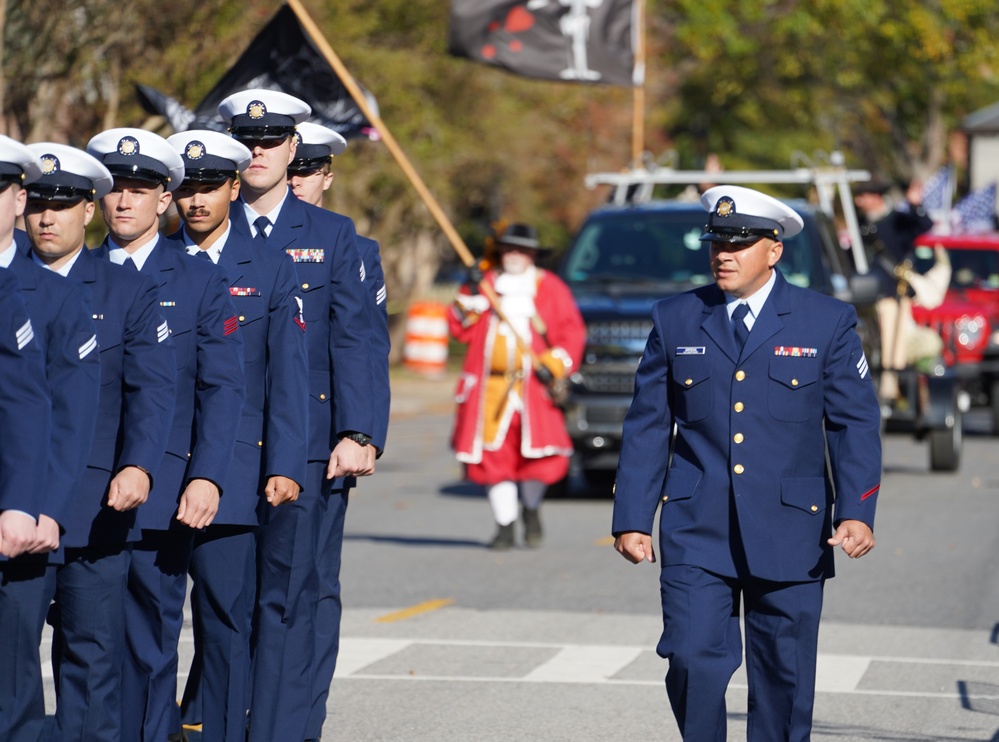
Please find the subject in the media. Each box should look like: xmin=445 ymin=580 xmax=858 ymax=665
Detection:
xmin=584 ymin=371 xmax=638 ymax=395
xmin=580 ymin=320 xmax=652 ymax=394
xmin=587 ymin=320 xmax=654 ymax=344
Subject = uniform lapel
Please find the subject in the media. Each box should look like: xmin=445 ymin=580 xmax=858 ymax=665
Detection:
xmin=741 ymin=271 xmax=790 ymax=360
xmin=269 ymin=187 xmax=304 ymax=251
xmin=142 ymin=239 xmax=173 ymax=288
xmin=217 ymin=229 xmax=250 ymax=287
xmin=700 ymin=287 xmax=740 ymax=364
xmin=68 ymin=244 xmax=98 ymax=285
xmin=9 ymin=251 xmax=38 ymax=293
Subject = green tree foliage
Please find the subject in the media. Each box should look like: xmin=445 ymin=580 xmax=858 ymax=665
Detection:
xmin=658 ymin=0 xmax=999 ymax=182
xmin=4 ymin=0 xmax=999 ymax=328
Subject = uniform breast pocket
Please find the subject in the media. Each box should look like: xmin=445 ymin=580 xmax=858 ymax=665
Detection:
xmin=170 ymin=327 xmax=194 ymax=370
xmin=768 ymin=358 xmax=821 ymax=422
xmin=299 ymin=276 xmax=326 ymax=322
xmin=670 ymin=356 xmax=713 ymax=423
xmin=235 ymin=299 xmax=267 ymax=363
xmin=99 ymin=341 xmax=123 ymax=386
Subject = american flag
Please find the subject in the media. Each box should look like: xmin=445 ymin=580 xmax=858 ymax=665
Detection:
xmin=921 ymin=165 xmax=953 ymax=213
xmin=955 ymin=182 xmax=997 ymax=233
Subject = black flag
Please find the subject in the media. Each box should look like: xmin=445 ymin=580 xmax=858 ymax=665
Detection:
xmin=138 ymin=5 xmax=378 ymax=139
xmin=449 ymin=0 xmax=637 ymax=87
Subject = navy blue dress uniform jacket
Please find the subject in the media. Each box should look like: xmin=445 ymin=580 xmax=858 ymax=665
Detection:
xmin=4 ymin=249 xmax=99 ymax=526
xmin=170 ymin=228 xmax=308 ymax=524
xmin=357 ymin=235 xmax=390 ymax=452
xmin=96 ymin=237 xmax=245 ymax=531
xmin=61 ymin=247 xmax=176 ymax=548
xmin=230 ymin=193 xmax=376 ymax=477
xmin=0 ymin=268 xmax=50 ymax=518
xmin=612 ymin=271 xmax=882 ymax=583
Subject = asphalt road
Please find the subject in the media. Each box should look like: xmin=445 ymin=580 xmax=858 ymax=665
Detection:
xmin=325 ymin=370 xmax=999 ymax=741
xmin=35 ymin=369 xmax=999 ymax=741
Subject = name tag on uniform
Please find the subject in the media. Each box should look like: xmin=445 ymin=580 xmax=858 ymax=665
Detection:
xmin=774 ymin=346 xmax=817 ymax=358
xmin=286 ymin=248 xmax=324 ymax=263
xmin=676 ymin=346 xmax=705 ymax=355
xmin=230 ymin=287 xmax=260 ymax=297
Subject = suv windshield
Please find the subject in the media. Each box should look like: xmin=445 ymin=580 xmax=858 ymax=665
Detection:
xmin=562 ymin=209 xmax=825 ymax=292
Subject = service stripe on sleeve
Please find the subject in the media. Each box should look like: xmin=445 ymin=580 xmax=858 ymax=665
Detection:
xmin=157 ymin=320 xmax=170 ymax=343
xmin=224 ymin=317 xmax=239 ymax=336
xmin=861 ymin=484 xmax=880 ymax=501
xmin=79 ymin=334 xmax=98 ymax=359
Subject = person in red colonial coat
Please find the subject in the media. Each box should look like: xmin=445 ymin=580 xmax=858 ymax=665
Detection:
xmin=449 ymin=222 xmax=586 ymax=549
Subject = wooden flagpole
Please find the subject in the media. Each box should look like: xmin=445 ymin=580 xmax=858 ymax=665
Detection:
xmin=631 ymin=0 xmax=646 ymax=168
xmin=285 ymin=0 xmax=551 ymax=369
xmin=285 ymin=0 xmax=478 ymax=269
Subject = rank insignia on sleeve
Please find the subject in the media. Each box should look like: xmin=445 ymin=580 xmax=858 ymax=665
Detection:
xmin=159 ymin=301 xmax=176 ymax=307
xmin=79 ymin=334 xmax=98 ymax=360
xmin=359 ymin=261 xmax=366 ymax=282
xmin=16 ymin=319 xmax=34 ymax=350
xmin=856 ymin=352 xmax=869 ymax=379
xmin=230 ymin=287 xmax=260 ymax=297
xmin=286 ymin=248 xmax=324 ymax=263
xmin=774 ymin=346 xmax=817 ymax=358
xmin=157 ymin=320 xmax=170 ymax=343
xmin=224 ymin=316 xmax=239 ymax=336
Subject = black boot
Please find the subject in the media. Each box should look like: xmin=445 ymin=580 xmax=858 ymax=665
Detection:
xmin=489 ymin=522 xmax=515 ymax=550
xmin=522 ymin=507 xmax=543 ymax=548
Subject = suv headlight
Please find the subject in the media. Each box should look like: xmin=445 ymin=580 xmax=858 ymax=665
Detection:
xmin=955 ymin=314 xmax=987 ymax=349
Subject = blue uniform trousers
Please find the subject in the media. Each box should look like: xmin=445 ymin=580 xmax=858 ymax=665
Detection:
xmin=249 ymin=461 xmax=326 ymax=742
xmin=0 ymin=555 xmax=55 ymax=742
xmin=49 ymin=545 xmax=132 ymax=742
xmin=122 ymin=526 xmax=195 ymax=741
xmin=305 ymin=485 xmax=350 ymax=737
xmin=181 ymin=525 xmax=257 ymax=742
xmin=658 ymin=565 xmax=823 ymax=742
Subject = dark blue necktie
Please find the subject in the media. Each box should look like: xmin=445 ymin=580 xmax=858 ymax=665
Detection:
xmin=194 ymin=249 xmax=211 ymax=261
xmin=732 ymin=302 xmax=750 ymax=350
xmin=122 ymin=256 xmax=138 ymax=271
xmin=253 ymin=216 xmax=270 ymax=242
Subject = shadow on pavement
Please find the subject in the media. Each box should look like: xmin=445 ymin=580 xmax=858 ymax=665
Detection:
xmin=343 ymin=533 xmax=485 ymax=548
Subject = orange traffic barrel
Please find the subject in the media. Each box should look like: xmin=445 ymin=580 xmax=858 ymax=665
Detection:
xmin=402 ymin=301 xmax=449 ymax=376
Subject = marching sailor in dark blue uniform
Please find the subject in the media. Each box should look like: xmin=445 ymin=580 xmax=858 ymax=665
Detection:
xmin=0 ymin=268 xmax=50 ymax=554
xmin=0 ymin=135 xmax=100 ymax=742
xmin=612 ymin=185 xmax=882 ymax=742
xmin=218 ymin=88 xmax=381 ymax=742
xmin=167 ymin=129 xmax=309 ymax=742
xmin=286 ymin=119 xmax=391 ymax=738
xmin=24 ymin=142 xmax=176 ymax=742
xmin=86 ymin=127 xmax=247 ymax=742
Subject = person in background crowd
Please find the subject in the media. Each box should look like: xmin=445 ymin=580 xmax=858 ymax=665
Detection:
xmin=0 ymin=135 xmax=98 ymax=742
xmin=86 ymin=127 xmax=247 ymax=742
xmin=449 ymin=222 xmax=586 ymax=550
xmin=613 ymin=185 xmax=881 ymax=741
xmin=25 ymin=141 xmax=176 ymax=742
xmin=854 ymin=178 xmax=935 ymax=402
xmin=286 ymin=118 xmax=392 ymax=739
xmin=168 ymin=129 xmax=308 ymax=742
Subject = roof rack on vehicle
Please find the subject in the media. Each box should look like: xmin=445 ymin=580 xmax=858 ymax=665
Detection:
xmin=585 ymin=151 xmax=872 ymax=272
